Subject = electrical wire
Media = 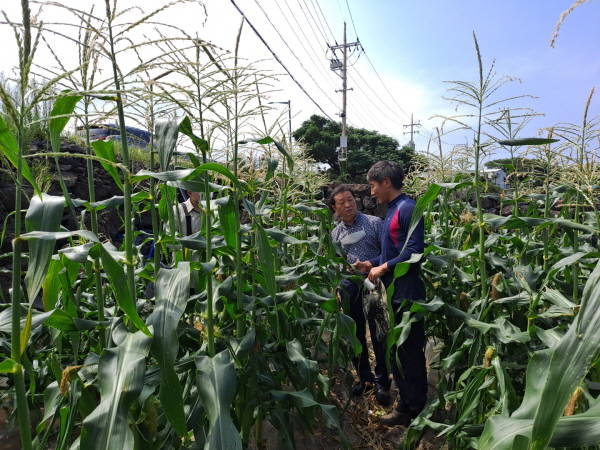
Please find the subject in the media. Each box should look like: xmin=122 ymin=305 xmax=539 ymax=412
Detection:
xmin=311 ymin=0 xmax=407 ymax=128
xmin=251 ymin=0 xmax=339 ymax=110
xmin=271 ymin=0 xmax=343 ymax=92
xmin=310 ymin=0 xmax=337 ymax=43
xmin=299 ymin=0 xmax=330 ymax=45
xmin=362 ymin=50 xmax=412 ymax=121
xmin=350 ymin=67 xmax=407 ymax=122
xmin=275 ymin=1 xmax=334 ymax=78
xmin=344 ymin=0 xmax=359 ymax=40
xmin=347 ymin=73 xmax=402 ymax=133
xmin=229 ymin=0 xmax=335 ymax=120
xmin=305 ymin=0 xmax=333 ymax=44
xmin=342 ymin=0 xmax=417 ymax=125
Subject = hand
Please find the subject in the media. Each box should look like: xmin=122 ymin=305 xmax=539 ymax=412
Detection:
xmin=353 ymin=260 xmax=373 ymax=273
xmin=368 ymin=263 xmax=388 ymax=281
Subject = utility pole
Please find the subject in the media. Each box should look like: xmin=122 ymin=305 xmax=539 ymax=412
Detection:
xmin=329 ymin=22 xmax=360 ymax=168
xmin=403 ymin=113 xmax=421 ymax=150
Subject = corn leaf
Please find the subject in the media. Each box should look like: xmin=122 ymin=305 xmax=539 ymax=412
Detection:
xmin=399 ymin=183 xmax=442 ymax=256
xmin=91 ymin=140 xmax=123 ymax=190
xmin=255 ymin=223 xmax=276 ymax=298
xmin=240 ymin=136 xmax=293 ymax=171
xmin=0 ymin=114 xmax=39 ymax=194
xmin=270 ymin=389 xmax=340 ymax=430
xmin=0 ymin=307 xmax=55 ymax=333
xmin=134 ymin=164 xmax=246 ymax=193
xmin=155 ymin=119 xmax=179 ymax=171
xmin=80 ymin=329 xmax=152 ymax=450
xmin=147 ymin=262 xmax=190 ymax=436
xmin=42 ymin=258 xmax=62 ymax=310
xmin=497 ymin=137 xmax=559 ymax=146
xmin=49 ymin=93 xmax=82 ymax=153
xmin=21 ymin=230 xmax=99 ymax=242
xmin=483 ymin=214 xmax=597 ymax=234
xmin=19 ymin=308 xmax=33 ymax=355
xmin=24 ymin=194 xmax=65 ymax=304
xmin=178 ymin=116 xmax=209 ymax=153
xmin=216 ymin=196 xmax=239 ymax=249
xmin=91 ymin=245 xmax=151 ymax=336
xmin=195 ymin=350 xmax=242 ymax=450
xmin=0 ymin=358 xmax=21 ymax=373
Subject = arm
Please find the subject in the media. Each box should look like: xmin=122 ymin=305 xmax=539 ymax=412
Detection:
xmin=366 ymin=217 xmax=383 ymax=266
xmin=385 ymin=216 xmax=424 ymax=270
xmin=367 ymin=204 xmax=424 ymax=281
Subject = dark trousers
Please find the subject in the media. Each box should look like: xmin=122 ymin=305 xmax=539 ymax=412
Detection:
xmin=340 ymin=279 xmax=389 ymax=387
xmin=390 ymin=305 xmax=427 ymax=413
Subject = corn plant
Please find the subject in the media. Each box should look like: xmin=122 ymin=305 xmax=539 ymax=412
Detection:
xmin=0 ymin=3 xmax=359 ymax=450
xmin=2 ymin=3 xmax=600 ymax=450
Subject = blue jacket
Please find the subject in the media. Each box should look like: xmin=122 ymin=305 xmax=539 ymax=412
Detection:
xmin=369 ymin=193 xmax=425 ymax=302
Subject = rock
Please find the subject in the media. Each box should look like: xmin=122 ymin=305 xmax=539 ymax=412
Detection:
xmin=481 ymin=195 xmax=499 ymax=210
xmin=58 ymin=171 xmax=78 ymax=188
xmin=362 ymin=195 xmax=377 ymax=211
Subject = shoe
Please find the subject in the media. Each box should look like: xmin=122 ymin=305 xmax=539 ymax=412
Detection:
xmin=375 ymin=384 xmax=391 ymax=406
xmin=378 ymin=407 xmax=421 ymax=427
xmin=351 ymin=380 xmax=374 ymax=396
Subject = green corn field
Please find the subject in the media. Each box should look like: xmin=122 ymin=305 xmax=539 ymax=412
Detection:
xmin=0 ymin=1 xmax=599 ymax=450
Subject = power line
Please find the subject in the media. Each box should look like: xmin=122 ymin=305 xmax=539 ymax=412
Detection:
xmin=229 ymin=0 xmax=335 ymax=120
xmin=273 ymin=0 xmax=341 ymax=91
xmin=362 ymin=50 xmax=412 ymax=121
xmin=296 ymin=1 xmax=405 ymax=137
xmin=310 ymin=0 xmax=337 ymax=43
xmin=341 ymin=0 xmax=415 ymax=124
xmin=344 ymin=0 xmax=359 ymax=40
xmin=347 ymin=73 xmax=403 ymax=134
xmin=299 ymin=0 xmax=329 ymax=45
xmin=256 ymin=0 xmax=379 ymax=134
xmin=347 ymin=96 xmax=401 ymax=137
xmin=305 ymin=0 xmax=332 ymax=44
xmin=350 ymin=67 xmax=407 ymax=122
xmin=277 ymin=1 xmax=395 ymax=136
xmin=276 ymin=1 xmax=330 ymax=71
xmin=251 ymin=0 xmax=339 ymax=110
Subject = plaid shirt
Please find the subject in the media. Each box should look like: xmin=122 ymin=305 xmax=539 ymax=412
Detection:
xmin=331 ymin=212 xmax=382 ymax=263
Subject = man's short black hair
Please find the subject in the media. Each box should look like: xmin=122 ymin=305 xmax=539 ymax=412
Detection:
xmin=329 ymin=184 xmax=353 ymax=209
xmin=367 ymin=160 xmax=404 ymax=189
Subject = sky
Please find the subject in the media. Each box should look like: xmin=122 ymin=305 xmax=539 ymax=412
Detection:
xmin=0 ymin=0 xmax=598 ymax=160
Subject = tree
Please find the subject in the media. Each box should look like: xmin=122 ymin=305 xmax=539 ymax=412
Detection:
xmin=293 ymin=115 xmax=419 ymax=181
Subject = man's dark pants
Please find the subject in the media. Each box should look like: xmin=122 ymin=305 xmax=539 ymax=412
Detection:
xmin=340 ymin=279 xmax=389 ymax=387
xmin=390 ymin=299 xmax=428 ymax=413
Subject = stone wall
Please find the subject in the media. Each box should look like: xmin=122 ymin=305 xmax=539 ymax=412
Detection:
xmin=0 ymin=139 xmax=149 ymax=254
xmin=320 ymin=183 xmax=388 ymax=218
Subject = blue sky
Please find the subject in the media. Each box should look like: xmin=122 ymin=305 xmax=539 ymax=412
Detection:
xmin=314 ymin=0 xmax=600 ymax=151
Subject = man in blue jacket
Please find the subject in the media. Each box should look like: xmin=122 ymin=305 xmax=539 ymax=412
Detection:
xmin=354 ymin=160 xmax=427 ymax=426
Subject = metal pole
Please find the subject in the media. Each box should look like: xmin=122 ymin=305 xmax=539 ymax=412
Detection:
xmin=341 ymin=22 xmax=347 ymax=155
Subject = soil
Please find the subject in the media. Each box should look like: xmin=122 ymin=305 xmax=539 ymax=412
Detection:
xmin=253 ymin=335 xmax=447 ymax=450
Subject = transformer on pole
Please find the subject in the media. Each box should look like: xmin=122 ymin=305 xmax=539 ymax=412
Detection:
xmin=328 ymin=22 xmax=360 ymax=165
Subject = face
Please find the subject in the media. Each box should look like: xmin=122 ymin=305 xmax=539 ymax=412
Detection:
xmin=188 ymin=191 xmax=201 ymax=208
xmin=333 ymin=190 xmax=357 ymax=222
xmin=369 ymin=178 xmax=391 ymax=204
